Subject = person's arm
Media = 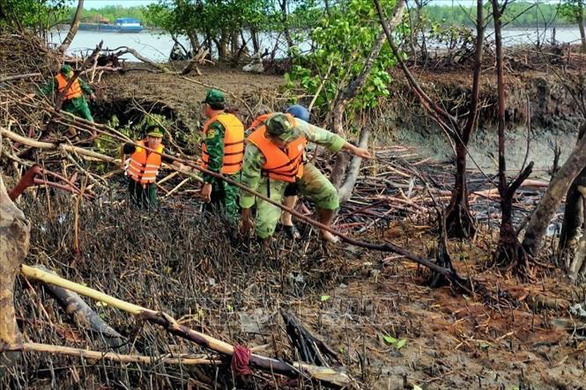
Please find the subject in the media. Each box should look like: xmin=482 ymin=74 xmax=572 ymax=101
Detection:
xmin=297 ymin=119 xmax=371 ymax=158
xmin=79 ymin=79 xmax=95 ymax=98
xmin=120 ymin=143 xmax=135 ymax=169
xmin=36 ymin=77 xmax=57 ymax=97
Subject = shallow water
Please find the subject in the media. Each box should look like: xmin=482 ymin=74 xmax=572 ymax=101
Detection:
xmin=48 ymin=27 xmax=584 ymax=62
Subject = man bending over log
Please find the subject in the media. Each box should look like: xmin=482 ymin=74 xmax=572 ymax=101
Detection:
xmin=240 ymin=113 xmax=371 ymax=243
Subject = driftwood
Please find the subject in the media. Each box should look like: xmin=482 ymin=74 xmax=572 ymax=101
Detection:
xmin=113 ymin=46 xmax=171 ymax=73
xmin=20 ymin=265 xmax=353 ymax=387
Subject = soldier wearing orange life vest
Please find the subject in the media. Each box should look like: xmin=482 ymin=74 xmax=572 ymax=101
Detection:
xmin=240 ymin=113 xmax=372 ymax=243
xmin=245 ymin=105 xmax=310 ymax=240
xmin=121 ymin=125 xmax=180 ymax=208
xmin=35 ymin=65 xmax=95 ymax=122
xmin=200 ymin=89 xmax=244 ymax=224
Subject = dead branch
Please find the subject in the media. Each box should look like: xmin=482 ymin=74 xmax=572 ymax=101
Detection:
xmin=3 ymin=342 xmax=219 ymax=365
xmin=0 ymin=73 xmax=42 ymax=83
xmin=113 ymin=46 xmax=171 ymax=73
xmin=281 ymin=310 xmax=342 ymax=367
xmin=338 ymin=126 xmax=370 ymax=203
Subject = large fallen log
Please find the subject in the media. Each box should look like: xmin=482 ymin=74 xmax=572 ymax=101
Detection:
xmin=20 ymin=265 xmax=354 ymax=387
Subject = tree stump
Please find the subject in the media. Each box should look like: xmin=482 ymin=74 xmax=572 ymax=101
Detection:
xmin=0 ymin=174 xmax=30 ymax=362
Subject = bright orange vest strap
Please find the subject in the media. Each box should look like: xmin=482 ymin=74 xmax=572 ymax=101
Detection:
xmin=247 ymin=115 xmax=306 ymax=183
xmin=201 ymin=113 xmax=245 ymax=174
xmin=55 ymin=73 xmax=82 ymax=100
xmin=126 ymin=140 xmax=164 ymax=185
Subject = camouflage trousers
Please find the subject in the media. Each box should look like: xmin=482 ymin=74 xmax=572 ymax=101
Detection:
xmin=128 ymin=179 xmax=157 ymax=209
xmin=253 ymin=163 xmax=339 ymax=239
xmin=207 ymin=176 xmax=240 ymax=225
xmin=63 ymin=97 xmax=94 ymax=122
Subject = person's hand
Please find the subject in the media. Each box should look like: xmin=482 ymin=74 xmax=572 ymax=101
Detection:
xmin=352 ymin=146 xmax=372 ymax=159
xmin=241 ymin=208 xmax=254 ymax=235
xmin=90 ymin=93 xmax=97 ymax=100
xmin=201 ymin=183 xmax=212 ymax=202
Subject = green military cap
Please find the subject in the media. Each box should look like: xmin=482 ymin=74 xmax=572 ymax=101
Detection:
xmin=265 ymin=113 xmax=300 ymax=142
xmin=60 ymin=64 xmax=73 ymax=74
xmin=203 ymin=89 xmax=225 ymax=105
xmin=146 ymin=125 xmax=164 ymax=138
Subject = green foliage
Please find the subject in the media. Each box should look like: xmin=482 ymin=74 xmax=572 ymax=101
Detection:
xmin=422 ymin=2 xmax=564 ymax=28
xmin=382 ymin=333 xmax=407 ymax=350
xmin=72 ymin=6 xmax=148 ymax=25
xmin=287 ymin=0 xmax=397 ymax=113
xmin=0 ymin=0 xmax=71 ymax=31
xmin=558 ymin=0 xmax=585 ymax=24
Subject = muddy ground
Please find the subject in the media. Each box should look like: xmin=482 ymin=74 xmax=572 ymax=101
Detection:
xmin=2 ymin=36 xmax=586 ymax=389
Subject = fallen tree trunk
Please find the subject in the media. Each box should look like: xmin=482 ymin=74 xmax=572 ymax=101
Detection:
xmin=522 ymin=126 xmax=586 ymax=257
xmin=20 ymin=265 xmax=353 ymax=387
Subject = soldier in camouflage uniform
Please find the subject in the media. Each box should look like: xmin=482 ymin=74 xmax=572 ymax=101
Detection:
xmin=200 ymin=89 xmax=245 ymax=225
xmin=240 ymin=113 xmax=371 ymax=243
xmin=35 ymin=64 xmax=95 ymax=122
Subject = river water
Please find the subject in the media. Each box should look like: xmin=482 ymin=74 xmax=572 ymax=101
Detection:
xmin=49 ymin=27 xmax=584 ymax=62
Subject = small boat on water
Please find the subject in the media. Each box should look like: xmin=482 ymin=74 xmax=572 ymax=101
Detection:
xmin=79 ymin=18 xmax=143 ymax=33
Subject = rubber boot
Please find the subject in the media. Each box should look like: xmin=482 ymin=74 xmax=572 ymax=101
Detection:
xmin=316 ymin=208 xmax=340 ymax=244
xmin=280 ymin=195 xmax=300 ymax=239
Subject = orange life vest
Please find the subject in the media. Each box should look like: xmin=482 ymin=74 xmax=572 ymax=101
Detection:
xmin=125 ymin=140 xmax=164 ymax=185
xmin=201 ymin=113 xmax=245 ymax=174
xmin=247 ymin=113 xmax=271 ymax=133
xmin=55 ymin=73 xmax=82 ymax=100
xmin=247 ymin=115 xmax=307 ymax=183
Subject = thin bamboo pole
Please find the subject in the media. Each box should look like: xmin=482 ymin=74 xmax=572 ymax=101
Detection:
xmin=4 ymin=342 xmax=220 ymax=365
